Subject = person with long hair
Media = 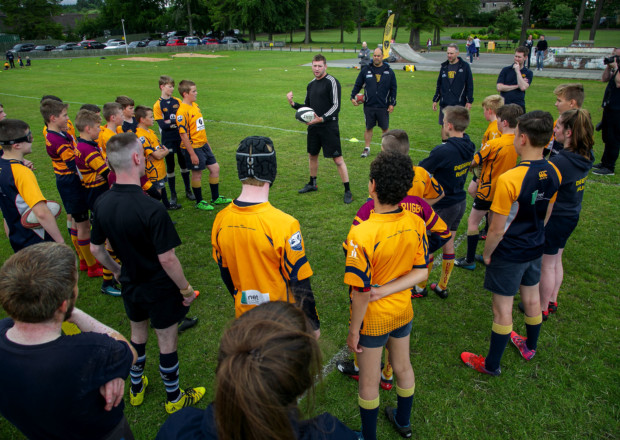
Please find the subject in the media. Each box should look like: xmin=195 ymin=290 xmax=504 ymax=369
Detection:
xmin=156 ymin=301 xmax=359 ymax=440
xmin=538 ymin=109 xmax=594 ymax=319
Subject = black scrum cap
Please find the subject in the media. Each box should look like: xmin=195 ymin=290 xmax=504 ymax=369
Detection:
xmin=236 ymin=136 xmax=277 ymax=184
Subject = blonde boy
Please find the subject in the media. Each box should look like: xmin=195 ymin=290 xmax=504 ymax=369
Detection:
xmin=135 ymin=106 xmax=180 ymax=210
xmin=98 ymin=102 xmax=123 ymax=159
xmin=154 ymin=75 xmax=192 ymax=204
xmin=176 ymin=79 xmax=231 ymax=211
xmin=546 ymin=83 xmax=584 ymax=157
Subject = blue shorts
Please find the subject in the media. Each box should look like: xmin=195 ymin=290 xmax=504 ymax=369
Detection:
xmin=544 ymin=214 xmax=579 ymax=255
xmin=182 ymin=143 xmax=216 ymax=171
xmin=484 ymin=256 xmax=542 ymax=296
xmin=55 ymin=174 xmax=88 ymax=217
xmin=359 ymin=320 xmax=412 ymax=348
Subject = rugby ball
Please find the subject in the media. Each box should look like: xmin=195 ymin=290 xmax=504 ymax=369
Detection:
xmin=295 ymin=107 xmax=315 ymax=124
xmin=355 ymin=93 xmax=364 ymax=104
xmin=21 ymin=200 xmax=62 ymax=229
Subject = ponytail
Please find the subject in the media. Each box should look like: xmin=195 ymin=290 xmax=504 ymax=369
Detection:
xmin=559 ymin=108 xmax=594 ymax=158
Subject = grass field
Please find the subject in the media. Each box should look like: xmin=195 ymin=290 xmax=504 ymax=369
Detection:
xmin=0 ymin=50 xmax=618 ymax=439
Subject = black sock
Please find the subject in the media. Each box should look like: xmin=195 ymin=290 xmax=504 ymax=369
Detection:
xmin=344 ymin=182 xmax=350 ymax=192
xmin=310 ymin=176 xmax=317 ymax=186
xmin=466 ymin=234 xmax=479 ymax=263
xmin=210 ymin=183 xmax=219 ymax=201
xmin=168 ymin=175 xmax=176 ymax=196
xmin=161 ymin=187 xmax=170 ymax=208
xmin=192 ymin=186 xmax=203 ymax=203
xmin=181 ymin=170 xmax=191 ymax=192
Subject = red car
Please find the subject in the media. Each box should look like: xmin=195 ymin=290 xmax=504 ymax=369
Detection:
xmin=166 ymin=38 xmax=186 ymax=46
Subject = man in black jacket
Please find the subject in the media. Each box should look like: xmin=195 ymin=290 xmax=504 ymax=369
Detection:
xmin=432 ymin=44 xmax=474 ymax=138
xmin=351 ymin=48 xmax=397 ymax=158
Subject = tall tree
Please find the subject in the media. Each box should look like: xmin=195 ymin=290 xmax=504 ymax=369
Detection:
xmin=330 ymin=0 xmax=356 ymax=43
xmin=99 ymin=0 xmax=166 ymax=33
xmin=305 ymin=0 xmax=311 ymax=43
xmin=0 ymin=0 xmax=64 ymax=39
xmin=589 ymin=0 xmax=604 ymax=41
xmin=495 ymin=8 xmax=520 ymax=41
xmin=572 ymin=0 xmax=587 ymax=42
xmin=519 ymin=0 xmax=532 ymax=45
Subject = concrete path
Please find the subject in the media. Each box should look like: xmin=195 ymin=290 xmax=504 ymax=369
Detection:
xmin=310 ymin=51 xmax=604 ymax=81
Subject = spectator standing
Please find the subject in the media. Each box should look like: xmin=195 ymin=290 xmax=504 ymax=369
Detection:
xmin=358 ymin=41 xmax=371 ymax=66
xmin=593 ymin=47 xmax=620 ymax=176
xmin=536 ymin=35 xmax=548 ymax=71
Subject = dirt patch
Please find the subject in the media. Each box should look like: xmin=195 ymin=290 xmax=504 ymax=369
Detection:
xmin=172 ymin=53 xmax=227 ymax=58
xmin=119 ymin=57 xmax=171 ymax=62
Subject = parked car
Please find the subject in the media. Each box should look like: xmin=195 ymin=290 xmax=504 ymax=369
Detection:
xmin=105 ymin=38 xmax=124 ymax=45
xmin=184 ymin=37 xmax=202 ymax=46
xmin=31 ymin=45 xmax=56 ymax=52
xmin=52 ymin=43 xmax=82 ymax=52
xmin=202 ymin=37 xmax=219 ymax=45
xmin=166 ymin=38 xmax=186 ymax=46
xmin=220 ymin=37 xmax=242 ymax=46
xmin=127 ymin=41 xmax=146 ymax=48
xmin=80 ymin=40 xmax=106 ymax=49
xmin=147 ymin=40 xmax=167 ymax=47
xmin=166 ymin=30 xmax=188 ymax=39
xmin=104 ymin=41 xmax=126 ymax=50
xmin=10 ymin=43 xmax=35 ymax=53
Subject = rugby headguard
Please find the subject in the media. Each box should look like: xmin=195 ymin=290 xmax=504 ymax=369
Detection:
xmin=236 ymin=136 xmax=277 ymax=185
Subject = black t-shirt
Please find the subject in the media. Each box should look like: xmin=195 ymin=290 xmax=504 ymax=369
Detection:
xmin=91 ymin=183 xmax=181 ymax=290
xmin=299 ymin=74 xmax=341 ymax=122
xmin=536 ymin=40 xmax=548 ymax=52
xmin=0 ymin=318 xmax=133 ymax=440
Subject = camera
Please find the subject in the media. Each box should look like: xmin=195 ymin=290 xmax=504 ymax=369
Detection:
xmin=603 ymin=55 xmax=619 ymax=65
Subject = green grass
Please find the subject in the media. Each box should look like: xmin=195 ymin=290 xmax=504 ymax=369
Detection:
xmin=270 ymin=27 xmax=620 ymax=52
xmin=0 ymin=51 xmax=618 ymax=439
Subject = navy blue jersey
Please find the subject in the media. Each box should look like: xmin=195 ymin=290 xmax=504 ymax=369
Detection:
xmin=491 ymin=159 xmax=561 ymax=262
xmin=154 ymin=96 xmax=182 ymax=144
xmin=549 ymin=149 xmax=593 ymax=217
xmin=418 ymin=135 xmax=476 ymax=209
xmin=497 ymin=65 xmax=533 ymax=109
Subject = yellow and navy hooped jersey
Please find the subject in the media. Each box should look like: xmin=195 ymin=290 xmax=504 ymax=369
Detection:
xmin=44 ymin=129 xmax=79 ymax=176
xmin=136 ymin=127 xmax=166 ymax=183
xmin=177 ymin=102 xmax=208 ymax=148
xmin=97 ymin=126 xmax=117 ymax=160
xmin=212 ymin=202 xmax=313 ymax=318
xmin=491 ymin=159 xmax=561 ymax=262
xmin=345 ymin=210 xmax=428 ymax=336
xmin=408 ymin=166 xmax=444 ymax=200
xmin=0 ymin=157 xmax=49 ymax=251
xmin=154 ymin=96 xmax=182 ymax=142
xmin=75 ymin=138 xmax=108 ymax=189
xmin=481 ymin=119 xmax=501 ymax=147
xmin=473 ymin=133 xmax=517 ymax=202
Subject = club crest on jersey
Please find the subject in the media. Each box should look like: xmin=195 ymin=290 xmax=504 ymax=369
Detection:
xmin=176 ymin=115 xmax=184 ymax=122
xmin=289 ymin=231 xmax=302 ymax=251
xmin=139 ymin=136 xmax=146 ymax=143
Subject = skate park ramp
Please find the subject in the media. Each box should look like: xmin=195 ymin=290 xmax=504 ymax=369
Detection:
xmin=390 ymin=43 xmax=432 ymax=63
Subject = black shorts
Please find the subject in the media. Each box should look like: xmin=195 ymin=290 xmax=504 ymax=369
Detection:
xmin=435 ymin=199 xmax=467 ymax=232
xmin=161 ymin=138 xmax=181 ymax=153
xmin=472 ymin=197 xmax=492 ymax=211
xmin=122 ymin=282 xmax=188 ymax=329
xmin=364 ymin=107 xmax=389 ymax=130
xmin=55 ymin=174 xmax=89 ymax=216
xmin=484 ymin=256 xmax=542 ymax=296
xmin=182 ymin=143 xmax=217 ymax=171
xmin=85 ymin=185 xmax=108 ymax=211
xmin=307 ymin=122 xmax=342 ymax=158
xmin=544 ymin=214 xmax=579 ymax=255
